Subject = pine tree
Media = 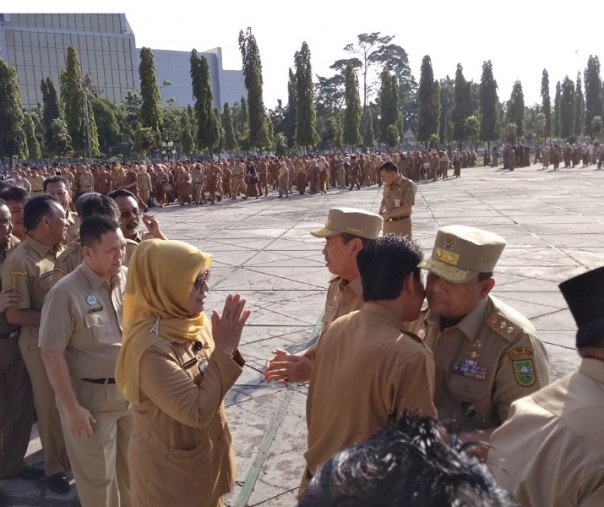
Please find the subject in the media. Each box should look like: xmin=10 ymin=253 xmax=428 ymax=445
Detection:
xmin=361 ymin=107 xmax=376 ymax=148
xmin=239 ymin=28 xmax=271 ymax=150
xmin=452 ymin=64 xmax=468 ymax=147
xmin=479 ymin=60 xmax=499 ymax=147
xmin=541 ymin=70 xmax=551 ymax=139
xmin=180 ymin=111 xmax=195 ymax=156
xmin=190 ymin=50 xmax=217 ymax=154
xmin=553 ymin=81 xmax=561 ymax=139
xmin=342 ymin=65 xmax=362 ymax=149
xmin=379 ymin=70 xmax=402 ymax=147
xmin=284 ymin=69 xmax=297 ymax=148
xmin=574 ymin=72 xmax=584 ymax=138
xmin=41 ymin=77 xmax=61 ymax=152
xmin=139 ymin=47 xmax=163 ymax=142
xmin=294 ymin=41 xmax=319 ymax=150
xmin=507 ymin=81 xmax=525 ymax=140
xmin=584 ymin=55 xmax=602 ymax=138
xmin=0 ymin=60 xmax=27 ymax=164
xmin=560 ymin=76 xmax=575 ymax=140
xmin=23 ymin=112 xmax=41 ymax=160
xmin=222 ymin=103 xmax=238 ymax=152
xmin=60 ymin=46 xmax=88 ymax=156
xmin=417 ymin=55 xmax=438 ymax=148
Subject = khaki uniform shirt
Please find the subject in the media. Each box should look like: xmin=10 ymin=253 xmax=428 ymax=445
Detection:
xmin=0 ymin=236 xmax=63 ymax=343
xmin=320 ymin=276 xmax=363 ymax=339
xmin=0 ymin=235 xmax=21 ymax=336
xmin=421 ymin=295 xmax=550 ymax=431
xmin=129 ymin=322 xmax=244 ymax=507
xmin=382 ymin=174 xmax=416 ymax=214
xmin=65 ymin=210 xmax=79 ymax=245
xmin=39 ymin=264 xmax=126 ymax=379
xmin=305 ymin=302 xmax=435 ymax=476
xmin=489 ymin=358 xmax=604 ymax=507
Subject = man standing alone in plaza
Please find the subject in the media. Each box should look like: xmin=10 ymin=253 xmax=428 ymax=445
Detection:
xmin=378 ymin=161 xmax=416 ymax=238
xmin=40 ymin=216 xmax=132 ymax=506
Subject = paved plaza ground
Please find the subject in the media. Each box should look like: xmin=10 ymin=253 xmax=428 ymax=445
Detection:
xmin=2 ymin=162 xmax=603 ymax=507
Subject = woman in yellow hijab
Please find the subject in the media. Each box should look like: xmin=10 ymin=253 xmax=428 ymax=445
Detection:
xmin=116 ymin=239 xmax=250 ymax=507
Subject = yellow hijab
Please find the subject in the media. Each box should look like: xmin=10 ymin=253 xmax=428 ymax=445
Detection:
xmin=116 ymin=239 xmax=212 ymax=404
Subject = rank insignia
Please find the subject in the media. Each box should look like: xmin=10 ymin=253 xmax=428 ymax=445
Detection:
xmin=10 ymin=270 xmax=26 ymax=276
xmin=513 ymin=359 xmax=536 ymax=386
xmin=508 ymin=347 xmax=533 ymax=359
xmin=453 ymin=359 xmax=487 ymax=381
xmin=444 ymin=235 xmax=456 ymax=250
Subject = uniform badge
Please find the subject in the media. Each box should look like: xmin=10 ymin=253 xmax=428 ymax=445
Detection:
xmin=453 ymin=359 xmax=488 ymax=381
xmin=444 ymin=235 xmax=456 ymax=250
xmin=86 ymin=294 xmax=97 ymax=305
xmin=513 ymin=359 xmax=536 ymax=386
xmin=10 ymin=270 xmax=26 ymax=277
xmin=508 ymin=347 xmax=533 ymax=359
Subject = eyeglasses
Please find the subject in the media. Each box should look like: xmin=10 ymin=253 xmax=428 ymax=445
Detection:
xmin=120 ymin=209 xmax=141 ymax=219
xmin=0 ymin=218 xmax=11 ymax=226
xmin=193 ymin=271 xmax=210 ymax=292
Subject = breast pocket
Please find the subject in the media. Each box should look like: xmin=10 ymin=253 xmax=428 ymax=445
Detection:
xmin=84 ymin=313 xmax=116 ymax=346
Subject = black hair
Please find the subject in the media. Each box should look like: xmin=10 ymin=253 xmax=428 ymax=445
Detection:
xmin=43 ymin=175 xmax=70 ymax=192
xmin=80 ymin=215 xmax=120 ymax=248
xmin=357 ymin=235 xmax=422 ymax=302
xmin=107 ymin=189 xmax=136 ymax=201
xmin=299 ymin=411 xmax=517 ymax=507
xmin=75 ymin=193 xmax=119 ymax=221
xmin=379 ymin=161 xmax=398 ymax=173
xmin=0 ymin=186 xmax=28 ymax=204
xmin=23 ymin=195 xmax=61 ymax=231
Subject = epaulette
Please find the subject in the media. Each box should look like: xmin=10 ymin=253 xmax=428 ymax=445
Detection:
xmin=486 ymin=312 xmax=522 ymax=342
xmin=402 ymin=331 xmax=425 ymax=345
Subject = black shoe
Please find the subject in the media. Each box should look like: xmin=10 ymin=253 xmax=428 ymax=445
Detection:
xmin=16 ymin=465 xmax=44 ymax=479
xmin=47 ymin=472 xmax=71 ymax=494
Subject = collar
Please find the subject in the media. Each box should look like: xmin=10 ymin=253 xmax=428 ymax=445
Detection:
xmin=67 ymin=210 xmax=77 ymax=225
xmin=331 ymin=275 xmax=363 ymax=298
xmin=579 ymin=357 xmax=604 ymax=384
xmin=25 ymin=234 xmax=59 ymax=258
xmin=426 ymin=298 xmax=489 ymax=343
xmin=362 ymin=301 xmax=402 ymax=327
xmin=80 ymin=261 xmax=121 ymax=290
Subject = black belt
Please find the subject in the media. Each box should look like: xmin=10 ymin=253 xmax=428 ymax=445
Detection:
xmin=0 ymin=331 xmax=19 ymax=340
xmin=82 ymin=378 xmax=116 ymax=384
xmin=387 ymin=215 xmax=410 ymax=222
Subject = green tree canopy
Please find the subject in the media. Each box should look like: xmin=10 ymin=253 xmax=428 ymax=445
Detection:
xmin=584 ymin=55 xmax=602 ymax=138
xmin=0 ymin=60 xmax=27 ymax=163
xmin=294 ymin=41 xmax=319 ymax=150
xmin=479 ymin=60 xmax=499 ymax=144
xmin=138 ymin=47 xmax=163 ymax=140
xmin=560 ymin=76 xmax=576 ymax=140
xmin=222 ymin=103 xmax=239 ymax=153
xmin=417 ymin=55 xmax=439 ymax=147
xmin=342 ymin=65 xmax=362 ymax=148
xmin=506 ymin=81 xmax=525 ymax=140
xmin=541 ymin=69 xmax=551 ymax=139
xmin=190 ymin=49 xmax=218 ymax=154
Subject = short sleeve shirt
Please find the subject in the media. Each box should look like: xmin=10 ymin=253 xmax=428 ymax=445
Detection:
xmin=382 ymin=175 xmax=416 ymax=212
xmin=39 ymin=263 xmax=126 ymax=379
xmin=320 ymin=276 xmax=363 ymax=339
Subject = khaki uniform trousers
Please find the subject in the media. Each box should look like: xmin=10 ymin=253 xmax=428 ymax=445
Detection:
xmin=19 ymin=328 xmax=68 ymax=476
xmin=383 ymin=217 xmax=412 ymax=239
xmin=0 ymin=335 xmax=34 ymax=478
xmin=58 ymin=380 xmax=133 ymax=507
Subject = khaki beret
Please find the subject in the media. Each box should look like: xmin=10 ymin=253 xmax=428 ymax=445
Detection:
xmin=419 ymin=225 xmax=506 ymax=283
xmin=311 ymin=207 xmax=383 ymax=240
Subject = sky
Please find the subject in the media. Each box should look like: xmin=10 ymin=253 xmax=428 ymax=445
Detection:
xmin=11 ymin=1 xmax=603 ymax=109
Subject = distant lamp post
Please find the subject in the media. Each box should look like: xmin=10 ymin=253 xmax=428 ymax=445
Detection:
xmin=162 ymin=140 xmax=174 ymax=162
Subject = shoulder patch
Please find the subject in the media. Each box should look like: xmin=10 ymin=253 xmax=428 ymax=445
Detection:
xmin=486 ymin=312 xmax=521 ymax=342
xmin=10 ymin=270 xmax=26 ymax=277
xmin=53 ymin=266 xmax=67 ymax=275
xmin=508 ymin=347 xmax=533 ymax=359
xmin=513 ymin=359 xmax=536 ymax=387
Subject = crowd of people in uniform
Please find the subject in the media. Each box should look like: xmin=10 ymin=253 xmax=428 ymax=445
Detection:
xmin=0 ymin=157 xmax=601 ymax=507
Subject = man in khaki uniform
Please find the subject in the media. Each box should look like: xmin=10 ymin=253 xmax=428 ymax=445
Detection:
xmin=108 ymin=189 xmax=167 ymax=244
xmin=29 ymin=169 xmax=45 ymax=196
xmin=191 ymin=163 xmax=207 ymax=205
xmin=302 ymin=235 xmax=435 ymax=492
xmin=78 ymin=166 xmax=95 ymax=194
xmin=0 ymin=199 xmax=41 ymax=480
xmin=264 ymin=207 xmax=383 ymax=384
xmin=41 ymin=216 xmax=132 ymax=507
xmin=488 ymin=266 xmax=604 ymax=507
xmin=379 ymin=161 xmax=416 ymax=238
xmin=44 ymin=175 xmax=79 ymax=245
xmin=136 ymin=166 xmax=152 ymax=211
xmin=1 ymin=195 xmax=70 ymax=493
xmin=416 ymin=225 xmax=550 ymax=444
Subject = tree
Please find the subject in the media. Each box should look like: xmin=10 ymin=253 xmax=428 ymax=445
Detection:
xmin=47 ymin=118 xmax=72 ymax=158
xmin=464 ymin=115 xmax=479 ymax=145
xmin=0 ymin=60 xmax=27 ymax=164
xmin=452 ymin=64 xmax=472 ymax=147
xmin=417 ymin=55 xmax=439 ymax=148
xmin=321 ymin=116 xmax=342 ymax=151
xmin=584 ymin=55 xmax=602 ymax=138
xmin=379 ymin=70 xmax=402 ymax=145
xmin=479 ymin=61 xmax=499 ymax=148
xmin=222 ymin=103 xmax=238 ymax=153
xmin=540 ymin=69 xmax=551 ymax=139
xmin=180 ymin=111 xmax=195 ymax=157
xmin=341 ymin=32 xmax=394 ymax=107
xmin=439 ymin=76 xmax=454 ymax=146
xmin=560 ymin=76 xmax=575 ymax=141
xmin=342 ymin=65 xmax=362 ymax=149
xmin=60 ymin=46 xmax=96 ymax=157
xmin=553 ymin=81 xmax=561 ymax=138
xmin=284 ymin=69 xmax=297 ymax=148
xmin=239 ymin=27 xmax=271 ymax=150
xmin=90 ymin=97 xmax=121 ymax=156
xmin=41 ymin=76 xmax=61 ymax=152
xmin=574 ymin=72 xmax=584 ymax=138
xmin=294 ymin=41 xmax=319 ymax=150
xmin=138 ymin=47 xmax=163 ymax=140
xmin=361 ymin=107 xmax=376 ymax=148
xmin=190 ymin=50 xmax=218 ymax=154
xmin=507 ymin=81 xmax=525 ymax=141
xmin=23 ymin=112 xmax=41 ymax=160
